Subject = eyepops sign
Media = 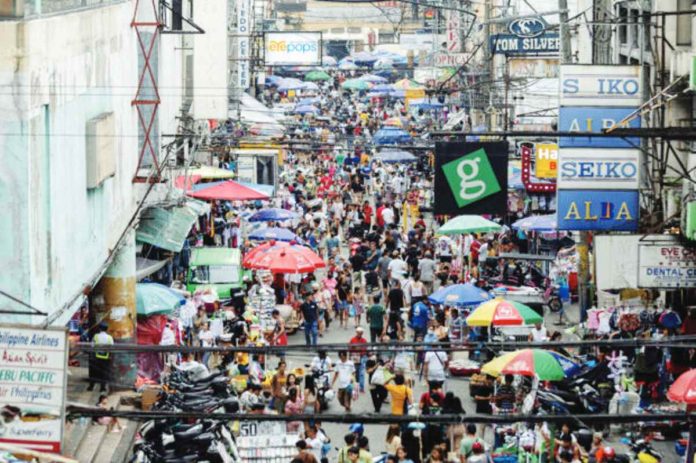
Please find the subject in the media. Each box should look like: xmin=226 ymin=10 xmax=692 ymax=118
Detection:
xmin=264 ymin=32 xmax=322 ymax=66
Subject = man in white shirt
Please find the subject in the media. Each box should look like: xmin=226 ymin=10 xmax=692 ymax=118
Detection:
xmin=424 ymin=348 xmax=448 ymax=390
xmin=529 ymin=321 xmax=548 ymax=342
xmin=332 ymin=351 xmax=356 ymax=412
xmin=160 ymin=322 xmax=177 ymax=366
xmin=387 ymin=251 xmax=408 ymax=286
xmin=381 ymin=205 xmax=395 ymax=226
xmin=436 ymin=235 xmax=454 ymax=263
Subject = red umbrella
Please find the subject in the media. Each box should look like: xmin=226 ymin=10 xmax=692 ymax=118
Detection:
xmin=174 ymin=175 xmax=201 ymax=190
xmin=188 ymin=180 xmax=269 ymax=201
xmin=667 ymin=369 xmax=696 ymax=404
xmin=243 ymin=241 xmax=324 ymax=273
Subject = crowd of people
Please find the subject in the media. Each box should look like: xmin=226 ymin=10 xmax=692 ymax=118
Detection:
xmin=102 ymin=63 xmax=695 ymax=463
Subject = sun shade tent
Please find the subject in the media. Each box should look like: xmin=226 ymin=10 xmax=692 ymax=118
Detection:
xmin=188 ymin=180 xmax=270 ymax=201
xmin=428 ymin=283 xmax=491 ymax=306
xmin=136 ymin=283 xmax=185 ymax=316
xmin=437 ymin=215 xmax=502 ymax=235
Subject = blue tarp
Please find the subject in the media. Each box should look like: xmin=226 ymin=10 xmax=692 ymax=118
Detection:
xmin=373 ymin=127 xmax=412 ymax=145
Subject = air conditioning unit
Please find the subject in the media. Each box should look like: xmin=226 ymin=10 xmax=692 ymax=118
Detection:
xmin=85 ymin=113 xmax=116 ymax=189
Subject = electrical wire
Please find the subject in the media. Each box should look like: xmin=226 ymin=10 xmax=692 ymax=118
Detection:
xmin=0 ymin=289 xmax=48 ymax=316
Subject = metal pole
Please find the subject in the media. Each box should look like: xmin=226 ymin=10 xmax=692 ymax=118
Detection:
xmin=484 ymin=0 xmax=493 ymax=130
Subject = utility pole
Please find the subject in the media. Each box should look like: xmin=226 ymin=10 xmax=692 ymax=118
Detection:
xmin=484 ymin=0 xmax=493 ymax=130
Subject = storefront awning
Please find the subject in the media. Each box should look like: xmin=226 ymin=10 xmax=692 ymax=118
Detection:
xmin=136 ymin=199 xmax=209 ymax=252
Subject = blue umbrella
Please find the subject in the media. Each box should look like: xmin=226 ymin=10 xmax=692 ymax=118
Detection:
xmin=264 ymin=75 xmax=285 ymax=87
xmin=375 ymin=149 xmax=417 ymax=163
xmin=294 ymin=104 xmax=320 ymax=115
xmin=277 ymin=78 xmax=304 ymax=91
xmin=373 ymin=127 xmax=412 ymax=145
xmin=248 ymin=207 xmax=300 ymax=222
xmin=136 ymin=283 xmax=185 ymax=316
xmin=298 ymin=97 xmax=320 ymax=105
xmin=409 ymin=98 xmax=445 ymax=110
xmin=359 ymin=73 xmax=388 ymax=83
xmin=512 ymin=214 xmax=557 ymax=232
xmin=301 ymin=81 xmax=320 ymax=91
xmin=428 ymin=283 xmax=491 ymax=306
xmin=372 ymin=84 xmax=394 ymax=92
xmin=248 ymin=227 xmax=301 ymax=242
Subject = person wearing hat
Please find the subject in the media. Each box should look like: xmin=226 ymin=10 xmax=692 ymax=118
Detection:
xmin=349 ymin=327 xmax=368 ymax=393
xmin=89 ymin=323 xmax=113 ymax=392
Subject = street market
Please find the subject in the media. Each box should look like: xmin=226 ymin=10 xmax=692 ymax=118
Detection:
xmin=0 ymin=1 xmax=695 ymax=463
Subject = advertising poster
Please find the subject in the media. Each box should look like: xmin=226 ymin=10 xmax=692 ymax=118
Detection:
xmin=0 ymin=326 xmax=68 ymax=453
xmin=560 ymin=65 xmax=643 ymax=107
xmin=264 ymin=32 xmax=322 ymax=66
xmin=557 ymin=190 xmax=639 ymax=231
xmin=558 ymin=107 xmax=641 ymax=148
xmin=434 ymin=142 xmax=509 ymax=216
xmin=490 ymin=33 xmax=559 ymax=54
xmin=638 ymin=242 xmax=696 ymax=288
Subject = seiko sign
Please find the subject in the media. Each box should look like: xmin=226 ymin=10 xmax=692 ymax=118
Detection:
xmin=508 ymin=17 xmax=547 ymax=38
xmin=557 ymin=149 xmax=640 ymax=190
xmin=560 ymin=65 xmax=642 ymax=107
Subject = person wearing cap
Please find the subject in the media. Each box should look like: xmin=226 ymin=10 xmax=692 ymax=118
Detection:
xmin=349 ymin=327 xmax=368 ymax=393
xmin=89 ymin=323 xmax=113 ymax=392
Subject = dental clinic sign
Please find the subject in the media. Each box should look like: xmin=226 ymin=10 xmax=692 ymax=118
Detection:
xmin=0 ymin=326 xmax=68 ymax=453
xmin=638 ymin=242 xmax=696 ymax=288
xmin=434 ymin=142 xmax=509 ymax=215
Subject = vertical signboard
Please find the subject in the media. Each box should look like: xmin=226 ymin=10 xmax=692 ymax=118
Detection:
xmin=445 ymin=10 xmax=461 ymax=52
xmin=557 ymin=65 xmax=642 ymax=232
xmin=237 ymin=0 xmax=251 ymax=89
xmin=434 ymin=142 xmax=509 ymax=215
xmin=0 ymin=326 xmax=68 ymax=453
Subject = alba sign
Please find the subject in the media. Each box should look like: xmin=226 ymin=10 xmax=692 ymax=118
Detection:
xmin=264 ymin=32 xmax=322 ymax=66
xmin=557 ymin=149 xmax=640 ymax=189
xmin=557 ymin=190 xmax=638 ymax=231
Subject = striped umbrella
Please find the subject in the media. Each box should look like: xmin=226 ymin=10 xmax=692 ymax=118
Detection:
xmin=482 ymin=349 xmax=580 ymax=381
xmin=466 ymin=298 xmax=543 ymax=326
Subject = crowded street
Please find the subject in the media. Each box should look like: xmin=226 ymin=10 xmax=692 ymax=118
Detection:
xmin=0 ymin=1 xmax=695 ymax=463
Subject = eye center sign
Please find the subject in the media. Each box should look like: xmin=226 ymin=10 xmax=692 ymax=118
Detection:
xmin=434 ymin=142 xmax=509 ymax=216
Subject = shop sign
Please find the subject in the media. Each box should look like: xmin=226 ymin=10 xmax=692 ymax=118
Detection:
xmin=519 ymin=143 xmax=556 ymax=192
xmin=557 ymin=148 xmax=640 ymax=190
xmin=237 ymin=0 xmax=251 ymax=88
xmin=433 ymin=53 xmax=467 ymax=68
xmin=508 ymin=17 xmax=547 ymax=38
xmin=0 ymin=326 xmax=68 ymax=453
xmin=445 ymin=10 xmax=462 ymax=52
xmin=264 ymin=32 xmax=322 ymax=66
xmin=557 ymin=190 xmax=639 ymax=231
xmin=490 ymin=33 xmax=559 ymax=55
xmin=434 ymin=141 xmax=509 ymax=215
xmin=638 ymin=243 xmax=696 ymax=288
xmin=535 ymin=143 xmax=558 ymax=179
xmin=509 ymin=58 xmax=559 ymax=78
xmin=560 ymin=65 xmax=642 ymax=107
xmin=558 ymin=107 xmax=641 ymax=148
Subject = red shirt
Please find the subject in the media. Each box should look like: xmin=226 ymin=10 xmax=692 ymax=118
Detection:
xmin=376 ymin=205 xmax=385 ymax=227
xmin=363 ymin=205 xmax=373 ymax=224
xmin=349 ymin=336 xmax=368 ymax=358
xmin=470 ymin=240 xmax=481 ymax=262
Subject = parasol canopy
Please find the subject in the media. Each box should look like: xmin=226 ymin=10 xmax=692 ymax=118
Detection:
xmin=248 ymin=227 xmax=301 ymax=242
xmin=359 ymin=73 xmax=388 ymax=83
xmin=136 ymin=283 xmax=185 ymax=316
xmin=437 ymin=215 xmax=502 ymax=235
xmin=248 ymin=207 xmax=300 ymax=222
xmin=305 ymin=70 xmax=331 ymax=81
xmin=243 ymin=241 xmax=324 ymax=274
xmin=393 ymin=78 xmax=424 ymax=90
xmin=342 ymin=78 xmax=374 ymax=91
xmin=373 ymin=127 xmax=412 ymax=145
xmin=466 ymin=298 xmax=543 ymax=326
xmin=375 ymin=149 xmax=417 ymax=163
xmin=482 ymin=349 xmax=580 ymax=381
xmin=428 ymin=283 xmax=491 ymax=306
xmin=667 ymin=369 xmax=696 ymax=404
xmin=293 ymin=104 xmax=320 ymax=115
xmin=188 ymin=180 xmax=269 ymax=201
xmin=512 ymin=214 xmax=558 ymax=232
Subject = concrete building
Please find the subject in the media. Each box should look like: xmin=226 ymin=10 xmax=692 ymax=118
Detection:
xmin=0 ymin=0 xmax=185 ymax=326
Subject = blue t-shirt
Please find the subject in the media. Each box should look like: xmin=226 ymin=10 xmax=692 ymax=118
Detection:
xmin=411 ymin=302 xmax=430 ymax=330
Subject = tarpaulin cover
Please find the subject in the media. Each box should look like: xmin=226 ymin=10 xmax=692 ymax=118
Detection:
xmin=137 ymin=315 xmax=166 ymax=381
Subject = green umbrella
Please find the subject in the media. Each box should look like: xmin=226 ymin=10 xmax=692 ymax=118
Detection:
xmin=305 ymin=70 xmax=331 ymax=81
xmin=136 ymin=283 xmax=184 ymax=316
xmin=437 ymin=215 xmax=501 ymax=235
xmin=341 ymin=78 xmax=373 ymax=91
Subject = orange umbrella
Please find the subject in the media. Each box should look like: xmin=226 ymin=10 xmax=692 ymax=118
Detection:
xmin=243 ymin=241 xmax=325 ymax=273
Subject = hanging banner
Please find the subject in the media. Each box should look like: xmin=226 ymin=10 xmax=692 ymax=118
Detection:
xmin=560 ymin=65 xmax=642 ymax=107
xmin=557 ymin=190 xmax=639 ymax=231
xmin=0 ymin=326 xmax=68 ymax=453
xmin=558 ymin=107 xmax=641 ymax=148
xmin=535 ymin=143 xmax=558 ymax=179
xmin=557 ymin=148 xmax=640 ymax=190
xmin=509 ymin=58 xmax=559 ymax=78
xmin=638 ymin=242 xmax=696 ymax=288
xmin=434 ymin=142 xmax=509 ymax=215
